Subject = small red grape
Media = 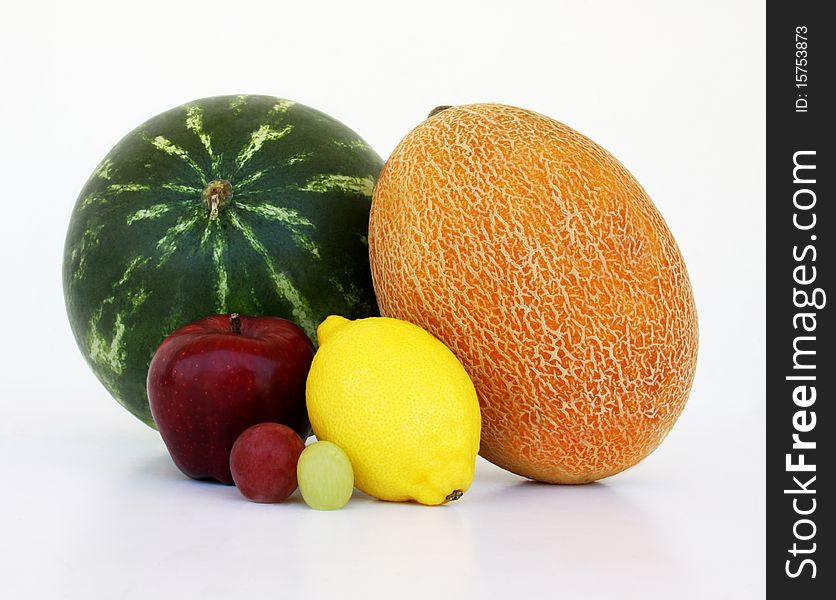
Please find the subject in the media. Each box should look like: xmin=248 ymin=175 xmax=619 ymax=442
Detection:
xmin=230 ymin=423 xmax=305 ymax=502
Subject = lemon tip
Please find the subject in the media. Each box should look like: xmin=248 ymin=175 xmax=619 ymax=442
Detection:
xmin=316 ymin=315 xmax=351 ymax=345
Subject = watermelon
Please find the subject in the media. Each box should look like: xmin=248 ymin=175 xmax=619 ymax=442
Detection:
xmin=63 ymin=95 xmax=383 ymax=427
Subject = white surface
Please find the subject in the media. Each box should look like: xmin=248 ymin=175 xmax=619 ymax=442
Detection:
xmin=1 ymin=1 xmax=764 ymax=598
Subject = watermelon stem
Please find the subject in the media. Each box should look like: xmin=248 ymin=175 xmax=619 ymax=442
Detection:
xmin=202 ymin=180 xmax=233 ymax=220
xmin=230 ymin=313 xmax=242 ymax=334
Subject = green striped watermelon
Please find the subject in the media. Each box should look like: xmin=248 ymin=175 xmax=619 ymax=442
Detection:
xmin=63 ymin=95 xmax=383 ymax=427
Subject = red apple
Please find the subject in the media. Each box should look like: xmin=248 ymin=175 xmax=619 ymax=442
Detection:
xmin=147 ymin=313 xmax=314 ymax=484
xmin=230 ymin=423 xmax=305 ymax=502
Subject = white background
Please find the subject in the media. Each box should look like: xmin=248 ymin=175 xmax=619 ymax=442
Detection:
xmin=1 ymin=1 xmax=764 ymax=598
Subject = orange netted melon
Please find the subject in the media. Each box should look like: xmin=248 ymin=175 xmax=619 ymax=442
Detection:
xmin=368 ymin=104 xmax=698 ymax=483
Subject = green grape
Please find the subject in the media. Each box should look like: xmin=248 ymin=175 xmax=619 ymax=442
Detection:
xmin=297 ymin=441 xmax=354 ymax=510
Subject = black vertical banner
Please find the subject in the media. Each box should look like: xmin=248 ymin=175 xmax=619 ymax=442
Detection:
xmin=767 ymin=2 xmax=833 ymax=598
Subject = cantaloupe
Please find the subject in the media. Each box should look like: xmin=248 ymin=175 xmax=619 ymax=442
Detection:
xmin=368 ymin=104 xmax=698 ymax=483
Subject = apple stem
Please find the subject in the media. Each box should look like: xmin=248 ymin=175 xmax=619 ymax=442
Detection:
xmin=230 ymin=313 xmax=242 ymax=334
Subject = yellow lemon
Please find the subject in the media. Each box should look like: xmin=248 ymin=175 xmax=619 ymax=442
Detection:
xmin=306 ymin=316 xmax=481 ymax=505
